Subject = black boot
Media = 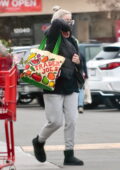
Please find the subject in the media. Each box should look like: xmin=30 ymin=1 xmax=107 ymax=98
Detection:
xmin=64 ymin=150 xmax=84 ymax=166
xmin=32 ymin=136 xmax=46 ymax=162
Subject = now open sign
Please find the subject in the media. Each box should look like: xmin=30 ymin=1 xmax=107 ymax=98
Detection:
xmin=0 ymin=0 xmax=42 ymax=13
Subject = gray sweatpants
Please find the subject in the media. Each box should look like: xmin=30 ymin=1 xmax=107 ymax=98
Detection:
xmin=39 ymin=92 xmax=78 ymax=150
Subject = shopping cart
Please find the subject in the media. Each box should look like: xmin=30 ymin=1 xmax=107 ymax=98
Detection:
xmin=0 ymin=65 xmax=17 ymax=169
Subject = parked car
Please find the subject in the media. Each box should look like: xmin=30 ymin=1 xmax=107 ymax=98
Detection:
xmin=78 ymin=43 xmax=102 ymax=61
xmin=87 ymin=42 xmax=120 ymax=109
xmin=12 ymin=45 xmax=44 ymax=106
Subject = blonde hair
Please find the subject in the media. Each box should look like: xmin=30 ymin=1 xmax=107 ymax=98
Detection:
xmin=51 ymin=6 xmax=71 ymax=23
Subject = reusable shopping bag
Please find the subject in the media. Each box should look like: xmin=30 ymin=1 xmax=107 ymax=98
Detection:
xmin=21 ymin=36 xmax=65 ymax=91
xmin=84 ymin=79 xmax=92 ymax=104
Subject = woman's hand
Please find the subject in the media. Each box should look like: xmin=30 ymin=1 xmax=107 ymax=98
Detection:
xmin=72 ymin=54 xmax=80 ymax=64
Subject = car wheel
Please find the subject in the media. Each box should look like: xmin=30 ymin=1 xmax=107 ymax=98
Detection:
xmin=103 ymin=98 xmax=114 ymax=108
xmin=37 ymin=95 xmax=45 ymax=108
xmin=85 ymin=95 xmax=100 ymax=109
xmin=19 ymin=94 xmax=33 ymax=104
xmin=19 ymin=98 xmax=33 ymax=104
xmin=110 ymin=97 xmax=120 ymax=109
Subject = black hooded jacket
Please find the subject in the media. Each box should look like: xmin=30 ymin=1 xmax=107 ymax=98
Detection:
xmin=44 ymin=19 xmax=82 ymax=94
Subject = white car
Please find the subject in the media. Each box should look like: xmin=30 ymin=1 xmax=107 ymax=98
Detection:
xmin=87 ymin=42 xmax=120 ymax=109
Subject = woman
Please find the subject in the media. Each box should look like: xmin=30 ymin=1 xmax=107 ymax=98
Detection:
xmin=78 ymin=53 xmax=88 ymax=113
xmin=32 ymin=6 xmax=84 ymax=166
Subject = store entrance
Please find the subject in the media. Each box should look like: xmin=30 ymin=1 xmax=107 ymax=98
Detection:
xmin=11 ymin=27 xmax=34 ymax=46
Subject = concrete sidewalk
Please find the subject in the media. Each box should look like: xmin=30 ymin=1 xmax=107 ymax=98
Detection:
xmin=0 ymin=142 xmax=59 ymax=170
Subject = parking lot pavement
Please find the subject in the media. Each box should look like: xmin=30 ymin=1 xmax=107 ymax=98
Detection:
xmin=9 ymin=143 xmax=120 ymax=170
xmin=2 ymin=141 xmax=120 ymax=170
xmin=1 ymin=104 xmax=120 ymax=170
xmin=21 ymin=143 xmax=120 ymax=168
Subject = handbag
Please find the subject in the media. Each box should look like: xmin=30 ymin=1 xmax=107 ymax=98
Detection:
xmin=21 ymin=36 xmax=65 ymax=91
xmin=75 ymin=65 xmax=85 ymax=89
xmin=84 ymin=79 xmax=92 ymax=104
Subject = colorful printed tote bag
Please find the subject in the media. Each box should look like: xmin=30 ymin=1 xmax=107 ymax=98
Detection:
xmin=21 ymin=36 xmax=65 ymax=91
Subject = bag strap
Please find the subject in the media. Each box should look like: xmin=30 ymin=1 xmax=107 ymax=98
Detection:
xmin=38 ymin=37 xmax=47 ymax=50
xmin=38 ymin=35 xmax=61 ymax=55
xmin=53 ymin=35 xmax=61 ymax=54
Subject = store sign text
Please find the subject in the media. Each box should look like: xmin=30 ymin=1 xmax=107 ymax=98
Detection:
xmin=0 ymin=0 xmax=42 ymax=12
xmin=14 ymin=28 xmax=31 ymax=34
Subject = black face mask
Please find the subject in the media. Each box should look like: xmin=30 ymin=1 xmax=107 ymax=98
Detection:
xmin=66 ymin=20 xmax=75 ymax=29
